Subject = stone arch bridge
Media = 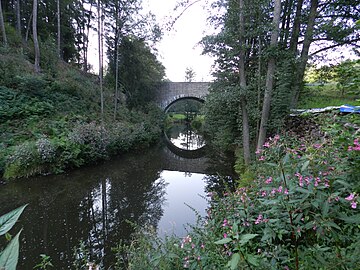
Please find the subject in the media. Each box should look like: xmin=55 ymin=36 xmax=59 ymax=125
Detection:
xmin=153 ymin=82 xmax=211 ymax=111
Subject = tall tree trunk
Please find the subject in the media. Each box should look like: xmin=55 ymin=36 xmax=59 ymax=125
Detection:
xmin=97 ymin=0 xmax=104 ymax=119
xmin=289 ymin=0 xmax=304 ymax=53
xmin=114 ymin=2 xmax=121 ymax=120
xmin=15 ymin=0 xmax=21 ymax=36
xmin=291 ymin=0 xmax=318 ymax=107
xmin=239 ymin=0 xmax=251 ymax=166
xmin=257 ymin=0 xmax=282 ymax=150
xmin=25 ymin=12 xmax=33 ymax=42
xmin=0 ymin=0 xmax=7 ymax=46
xmin=33 ymin=0 xmax=40 ymax=73
xmin=57 ymin=0 xmax=61 ymax=59
xmin=84 ymin=0 xmax=94 ymax=71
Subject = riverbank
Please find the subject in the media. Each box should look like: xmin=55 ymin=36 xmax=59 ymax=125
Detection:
xmin=120 ymin=112 xmax=360 ymax=269
xmin=0 ymin=53 xmax=164 ymax=180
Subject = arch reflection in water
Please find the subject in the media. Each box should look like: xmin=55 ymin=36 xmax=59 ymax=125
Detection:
xmin=165 ymin=123 xmax=205 ymax=151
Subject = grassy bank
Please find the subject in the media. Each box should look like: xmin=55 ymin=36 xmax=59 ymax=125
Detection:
xmin=298 ymin=84 xmax=360 ymax=109
xmin=0 ymin=52 xmax=164 ymax=180
xmin=118 ymin=113 xmax=359 ymax=269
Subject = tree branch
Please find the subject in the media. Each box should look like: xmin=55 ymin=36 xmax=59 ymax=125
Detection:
xmin=310 ymin=38 xmax=360 ymax=56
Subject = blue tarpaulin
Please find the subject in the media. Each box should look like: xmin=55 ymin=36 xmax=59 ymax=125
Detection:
xmin=339 ymin=104 xmax=360 ymax=113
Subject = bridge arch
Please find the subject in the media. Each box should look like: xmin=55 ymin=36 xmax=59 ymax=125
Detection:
xmin=153 ymin=82 xmax=210 ymax=110
xmin=164 ymin=96 xmax=205 ymax=113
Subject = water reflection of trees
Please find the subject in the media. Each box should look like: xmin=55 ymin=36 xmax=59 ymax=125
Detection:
xmin=0 ymin=146 xmax=167 ymax=269
xmin=203 ymin=146 xmax=237 ymax=196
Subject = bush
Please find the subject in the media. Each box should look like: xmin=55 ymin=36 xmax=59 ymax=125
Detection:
xmin=122 ymin=117 xmax=360 ymax=270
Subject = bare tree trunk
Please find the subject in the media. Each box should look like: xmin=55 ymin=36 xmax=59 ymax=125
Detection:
xmin=83 ymin=0 xmax=94 ymax=71
xmin=33 ymin=0 xmax=40 ymax=73
xmin=291 ymin=0 xmax=318 ymax=107
xmin=57 ymin=0 xmax=61 ymax=59
xmin=239 ymin=0 xmax=251 ymax=166
xmin=15 ymin=0 xmax=21 ymax=36
xmin=289 ymin=0 xmax=304 ymax=53
xmin=97 ymin=0 xmax=104 ymax=119
xmin=25 ymin=12 xmax=33 ymax=42
xmin=114 ymin=2 xmax=121 ymax=120
xmin=0 ymin=0 xmax=7 ymax=46
xmin=257 ymin=0 xmax=282 ymax=150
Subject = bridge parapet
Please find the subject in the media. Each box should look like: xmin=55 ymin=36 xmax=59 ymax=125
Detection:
xmin=153 ymin=82 xmax=211 ymax=110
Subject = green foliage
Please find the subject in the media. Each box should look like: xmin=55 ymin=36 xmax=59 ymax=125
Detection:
xmin=0 ymin=205 xmax=28 ymax=270
xmin=301 ymin=60 xmax=360 ymax=108
xmin=106 ymin=37 xmax=165 ymax=108
xmin=122 ymin=116 xmax=359 ymax=269
xmin=33 ymin=254 xmax=53 ymax=270
xmin=0 ymin=51 xmax=164 ymax=180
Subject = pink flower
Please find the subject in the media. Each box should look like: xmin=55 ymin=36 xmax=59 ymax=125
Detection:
xmin=274 ymin=134 xmax=280 ymax=140
xmin=345 ymin=193 xmax=355 ymax=201
xmin=223 ymin=233 xmax=227 ymax=238
xmin=222 ymin=219 xmax=228 ymax=227
xmin=284 ymin=188 xmax=289 ymax=195
xmin=264 ymin=142 xmax=270 ymax=148
xmin=259 ymin=156 xmax=265 ymax=161
xmin=255 ymin=214 xmax=263 ymax=224
xmin=295 ymin=172 xmax=303 ymax=187
xmin=265 ymin=177 xmax=272 ymax=184
xmin=351 ymin=201 xmax=357 ymax=209
xmin=313 ymin=143 xmax=321 ymax=149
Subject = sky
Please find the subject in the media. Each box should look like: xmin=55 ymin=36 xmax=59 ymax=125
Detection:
xmin=144 ymin=0 xmax=215 ymax=82
xmin=88 ymin=0 xmax=215 ymax=82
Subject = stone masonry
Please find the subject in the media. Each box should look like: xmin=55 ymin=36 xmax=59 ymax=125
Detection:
xmin=153 ymin=82 xmax=210 ymax=110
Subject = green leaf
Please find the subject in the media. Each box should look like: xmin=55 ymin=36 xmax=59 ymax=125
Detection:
xmin=239 ymin=234 xmax=258 ymax=246
xmin=338 ymin=214 xmax=360 ymax=224
xmin=265 ymin=162 xmax=278 ymax=167
xmin=246 ymin=254 xmax=260 ymax=266
xmin=0 ymin=204 xmax=28 ymax=236
xmin=324 ymin=221 xmax=341 ymax=230
xmin=214 ymin=238 xmax=232 ymax=245
xmin=333 ymin=180 xmax=351 ymax=187
xmin=322 ymin=201 xmax=330 ymax=217
xmin=295 ymin=187 xmax=312 ymax=194
xmin=229 ymin=253 xmax=240 ymax=270
xmin=301 ymin=160 xmax=310 ymax=172
xmin=0 ymin=229 xmax=22 ymax=270
xmin=282 ymin=153 xmax=290 ymax=165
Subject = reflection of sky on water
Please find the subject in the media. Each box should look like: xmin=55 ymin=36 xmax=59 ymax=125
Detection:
xmin=168 ymin=124 xmax=205 ymax=150
xmin=157 ymin=170 xmax=207 ymax=237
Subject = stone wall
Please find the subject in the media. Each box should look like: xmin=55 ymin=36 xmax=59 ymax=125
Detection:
xmin=153 ymin=82 xmax=210 ymax=109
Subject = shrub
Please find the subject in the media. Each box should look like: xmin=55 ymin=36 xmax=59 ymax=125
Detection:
xmin=122 ymin=119 xmax=360 ymax=270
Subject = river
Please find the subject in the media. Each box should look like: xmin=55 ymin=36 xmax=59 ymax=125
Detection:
xmin=0 ymin=123 xmax=235 ymax=269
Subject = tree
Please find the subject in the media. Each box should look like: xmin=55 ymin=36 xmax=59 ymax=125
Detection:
xmin=201 ymin=0 xmax=360 ymax=164
xmin=15 ymin=0 xmax=21 ymax=37
xmin=185 ymin=67 xmax=196 ymax=82
xmin=0 ymin=0 xmax=7 ymax=46
xmin=257 ymin=0 xmax=282 ymax=150
xmin=238 ymin=0 xmax=251 ymax=166
xmin=97 ymin=0 xmax=104 ymax=118
xmin=115 ymin=36 xmax=165 ymax=108
xmin=32 ymin=0 xmax=40 ymax=73
xmin=57 ymin=0 xmax=61 ymax=59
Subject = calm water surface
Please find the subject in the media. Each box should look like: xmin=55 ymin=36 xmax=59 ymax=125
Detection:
xmin=0 ymin=126 xmax=234 ymax=269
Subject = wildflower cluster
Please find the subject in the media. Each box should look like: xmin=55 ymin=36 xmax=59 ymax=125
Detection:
xmin=36 ymin=137 xmax=56 ymax=161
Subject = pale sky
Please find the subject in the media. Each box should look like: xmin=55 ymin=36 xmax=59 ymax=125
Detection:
xmin=88 ymin=0 xmax=215 ymax=82
xmin=144 ymin=0 xmax=215 ymax=82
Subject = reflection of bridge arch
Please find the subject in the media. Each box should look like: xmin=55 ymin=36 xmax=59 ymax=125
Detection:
xmin=153 ymin=82 xmax=210 ymax=110
xmin=163 ymin=131 xmax=206 ymax=159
